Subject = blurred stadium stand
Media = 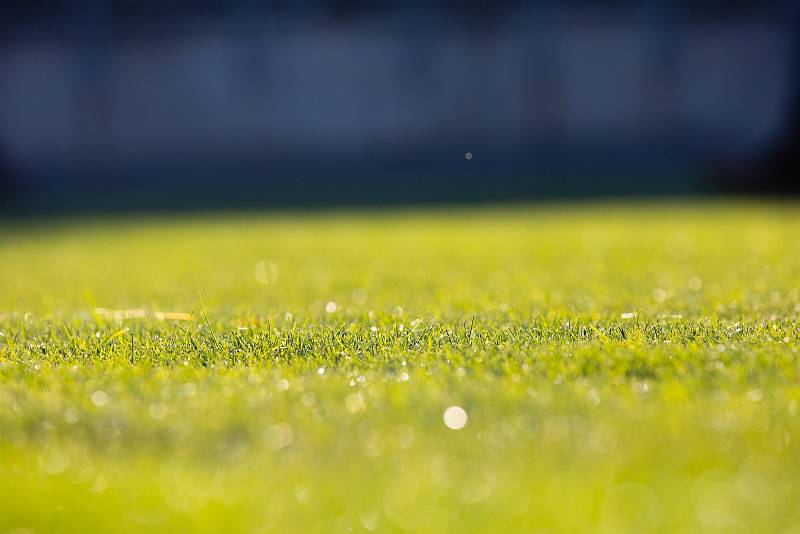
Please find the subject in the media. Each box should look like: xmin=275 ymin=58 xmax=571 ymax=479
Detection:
xmin=1 ymin=0 xmax=798 ymax=213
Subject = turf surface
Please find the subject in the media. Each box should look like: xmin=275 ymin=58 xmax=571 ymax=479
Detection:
xmin=1 ymin=202 xmax=800 ymax=532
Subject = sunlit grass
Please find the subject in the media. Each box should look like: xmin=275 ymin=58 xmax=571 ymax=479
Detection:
xmin=1 ymin=201 xmax=799 ymax=532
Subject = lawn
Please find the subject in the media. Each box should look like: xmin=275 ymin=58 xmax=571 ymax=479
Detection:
xmin=1 ymin=202 xmax=799 ymax=533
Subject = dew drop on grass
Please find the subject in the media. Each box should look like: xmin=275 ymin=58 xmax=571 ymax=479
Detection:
xmin=345 ymin=393 xmax=365 ymax=413
xmin=41 ymin=447 xmax=70 ymax=475
xmin=443 ymin=406 xmax=468 ymax=430
xmin=264 ymin=423 xmax=293 ymax=450
xmin=63 ymin=407 xmax=80 ymax=424
xmin=91 ymin=390 xmax=109 ymax=407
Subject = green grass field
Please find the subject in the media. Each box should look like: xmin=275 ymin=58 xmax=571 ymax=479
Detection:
xmin=2 ymin=202 xmax=800 ymax=533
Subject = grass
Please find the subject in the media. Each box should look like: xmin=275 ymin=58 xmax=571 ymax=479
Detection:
xmin=1 ymin=201 xmax=800 ymax=533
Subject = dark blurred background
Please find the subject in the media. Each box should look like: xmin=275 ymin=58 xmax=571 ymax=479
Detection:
xmin=1 ymin=0 xmax=799 ymax=214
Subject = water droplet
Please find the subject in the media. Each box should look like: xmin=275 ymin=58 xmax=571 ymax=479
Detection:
xmin=63 ymin=407 xmax=80 ymax=424
xmin=443 ymin=406 xmax=468 ymax=430
xmin=91 ymin=390 xmax=109 ymax=407
xmin=345 ymin=393 xmax=365 ymax=413
xmin=264 ymin=423 xmax=293 ymax=450
xmin=302 ymin=392 xmax=316 ymax=407
xmin=41 ymin=447 xmax=70 ymax=475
